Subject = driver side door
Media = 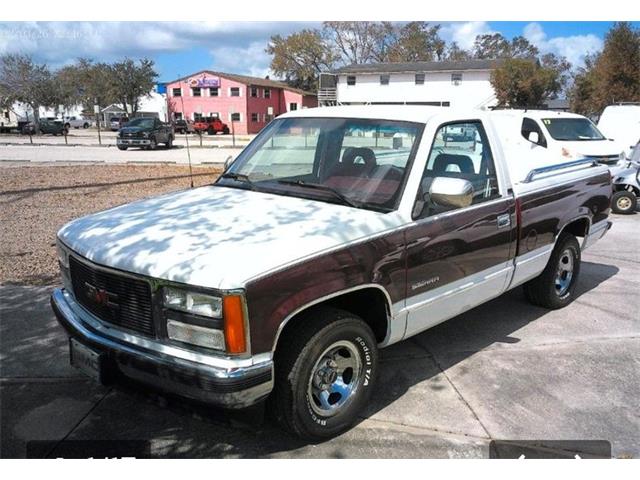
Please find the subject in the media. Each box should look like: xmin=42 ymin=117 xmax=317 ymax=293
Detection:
xmin=403 ymin=120 xmax=516 ymax=338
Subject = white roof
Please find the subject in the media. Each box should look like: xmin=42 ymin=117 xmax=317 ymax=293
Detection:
xmin=280 ymin=105 xmax=459 ymax=123
xmin=487 ymin=109 xmax=586 ymax=121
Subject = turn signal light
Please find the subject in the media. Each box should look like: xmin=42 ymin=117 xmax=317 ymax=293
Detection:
xmin=223 ymin=295 xmax=247 ymax=354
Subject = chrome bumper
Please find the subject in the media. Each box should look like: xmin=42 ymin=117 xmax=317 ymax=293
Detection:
xmin=50 ymin=288 xmax=273 ymax=408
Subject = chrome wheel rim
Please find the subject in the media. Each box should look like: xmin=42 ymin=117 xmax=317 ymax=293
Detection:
xmin=307 ymin=340 xmax=362 ymax=418
xmin=617 ymin=196 xmax=632 ymax=211
xmin=555 ymin=249 xmax=574 ymax=296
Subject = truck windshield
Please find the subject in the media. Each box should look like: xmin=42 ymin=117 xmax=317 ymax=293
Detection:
xmin=217 ymin=117 xmax=423 ymax=212
xmin=542 ymin=118 xmax=605 ymax=141
xmin=126 ymin=118 xmax=154 ymax=128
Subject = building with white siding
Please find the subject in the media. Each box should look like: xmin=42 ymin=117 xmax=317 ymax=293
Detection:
xmin=319 ymin=59 xmax=504 ymax=110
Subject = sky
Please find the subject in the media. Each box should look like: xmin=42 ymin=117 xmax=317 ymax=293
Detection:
xmin=0 ymin=21 xmax=637 ymax=83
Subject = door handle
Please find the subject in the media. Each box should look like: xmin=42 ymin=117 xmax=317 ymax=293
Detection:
xmin=497 ymin=213 xmax=511 ymax=229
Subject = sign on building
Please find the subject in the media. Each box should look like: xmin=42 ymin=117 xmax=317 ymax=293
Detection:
xmin=189 ymin=75 xmax=221 ymax=88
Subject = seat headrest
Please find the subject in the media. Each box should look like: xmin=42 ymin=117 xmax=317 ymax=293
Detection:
xmin=432 ymin=153 xmax=475 ymax=174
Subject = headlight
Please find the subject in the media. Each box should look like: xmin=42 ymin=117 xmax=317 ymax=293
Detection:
xmin=166 ymin=320 xmax=225 ymax=350
xmin=142 ymin=131 xmax=150 ymax=138
xmin=163 ymin=287 xmax=222 ymax=318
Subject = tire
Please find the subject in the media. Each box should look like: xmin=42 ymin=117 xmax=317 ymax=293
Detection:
xmin=165 ymin=135 xmax=173 ymax=149
xmin=148 ymin=136 xmax=157 ymax=150
xmin=611 ymin=190 xmax=637 ymax=214
xmin=117 ymin=145 xmax=128 ymax=151
xmin=207 ymin=127 xmax=214 ymax=135
xmin=223 ymin=127 xmax=230 ymax=135
xmin=268 ymin=306 xmax=378 ymax=440
xmin=523 ymin=233 xmax=581 ymax=309
xmin=64 ymin=123 xmax=70 ymax=129
xmin=83 ymin=123 xmax=89 ymax=129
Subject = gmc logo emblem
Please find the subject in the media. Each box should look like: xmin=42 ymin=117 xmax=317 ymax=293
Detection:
xmin=84 ymin=282 xmax=119 ymax=310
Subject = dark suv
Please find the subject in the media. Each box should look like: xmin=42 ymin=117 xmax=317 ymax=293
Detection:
xmin=116 ymin=117 xmax=174 ymax=150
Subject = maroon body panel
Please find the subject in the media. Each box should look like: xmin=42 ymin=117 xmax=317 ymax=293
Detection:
xmin=404 ymin=198 xmax=516 ymax=299
xmin=517 ymin=171 xmax=611 ymax=254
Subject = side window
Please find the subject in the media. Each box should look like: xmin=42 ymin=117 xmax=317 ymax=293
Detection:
xmin=521 ymin=117 xmax=547 ymax=147
xmin=416 ymin=121 xmax=500 ymax=218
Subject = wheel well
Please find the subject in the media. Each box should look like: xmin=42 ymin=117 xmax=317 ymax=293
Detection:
xmin=561 ymin=217 xmax=589 ymax=240
xmin=274 ymin=287 xmax=390 ymax=351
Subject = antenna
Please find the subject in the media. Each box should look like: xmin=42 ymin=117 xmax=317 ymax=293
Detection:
xmin=176 ymin=76 xmax=194 ymax=188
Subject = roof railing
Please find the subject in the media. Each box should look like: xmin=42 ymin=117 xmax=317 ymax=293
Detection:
xmin=523 ymin=158 xmax=600 ymax=183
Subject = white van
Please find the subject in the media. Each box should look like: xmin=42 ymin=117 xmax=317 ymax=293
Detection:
xmin=597 ymin=104 xmax=640 ymax=158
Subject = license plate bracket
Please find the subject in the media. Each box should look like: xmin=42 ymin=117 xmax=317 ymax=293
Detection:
xmin=69 ymin=338 xmax=104 ymax=384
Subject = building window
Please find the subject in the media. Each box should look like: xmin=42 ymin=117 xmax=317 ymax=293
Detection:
xmin=193 ymin=112 xmax=204 ymax=121
xmin=264 ymin=114 xmax=273 ymax=123
xmin=173 ymin=112 xmax=183 ymax=120
xmin=251 ymin=113 xmax=259 ymax=122
xmin=192 ymin=87 xmax=201 ymax=97
xmin=289 ymin=103 xmax=297 ymax=111
xmin=210 ymin=87 xmax=219 ymax=97
xmin=230 ymin=87 xmax=240 ymax=97
xmin=415 ymin=73 xmax=425 ymax=85
xmin=347 ymin=76 xmax=356 ymax=86
xmin=172 ymin=88 xmax=182 ymax=97
xmin=380 ymin=74 xmax=390 ymax=85
xmin=250 ymin=87 xmax=258 ymax=97
xmin=210 ymin=112 xmax=220 ymax=119
xmin=451 ymin=73 xmax=462 ymax=85
xmin=264 ymin=88 xmax=271 ymax=99
xmin=230 ymin=112 xmax=241 ymax=122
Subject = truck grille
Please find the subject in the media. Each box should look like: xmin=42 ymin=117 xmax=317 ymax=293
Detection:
xmin=69 ymin=256 xmax=155 ymax=336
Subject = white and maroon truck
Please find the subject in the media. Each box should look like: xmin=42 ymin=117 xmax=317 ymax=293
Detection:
xmin=51 ymin=106 xmax=612 ymax=439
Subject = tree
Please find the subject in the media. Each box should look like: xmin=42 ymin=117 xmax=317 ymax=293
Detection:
xmin=56 ymin=59 xmax=117 ymax=111
xmin=570 ymin=22 xmax=640 ymax=115
xmin=322 ymin=21 xmax=396 ymax=65
xmin=386 ymin=22 xmax=446 ymax=62
xmin=491 ymin=58 xmax=562 ymax=107
xmin=0 ymin=54 xmax=60 ymax=130
xmin=473 ymin=33 xmax=538 ymax=59
xmin=445 ymin=42 xmax=473 ymax=61
xmin=267 ymin=29 xmax=337 ymax=91
xmin=109 ymin=58 xmax=157 ymax=115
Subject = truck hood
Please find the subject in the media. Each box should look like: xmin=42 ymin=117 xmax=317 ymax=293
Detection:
xmin=58 ymin=186 xmax=406 ymax=290
xmin=119 ymin=126 xmax=148 ymax=134
xmin=556 ymin=139 xmax=623 ymax=158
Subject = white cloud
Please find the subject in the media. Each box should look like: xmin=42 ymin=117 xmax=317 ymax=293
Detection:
xmin=523 ymin=22 xmax=603 ymax=68
xmin=440 ymin=21 xmax=495 ymax=50
xmin=210 ymin=41 xmax=272 ymax=78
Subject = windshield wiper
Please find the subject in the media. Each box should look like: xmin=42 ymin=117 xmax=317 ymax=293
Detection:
xmin=276 ymin=179 xmax=360 ymax=208
xmin=219 ymin=172 xmax=256 ymax=190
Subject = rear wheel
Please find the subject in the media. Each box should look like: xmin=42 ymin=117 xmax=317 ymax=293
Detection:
xmin=611 ymin=190 xmax=637 ymax=214
xmin=524 ymin=233 xmax=581 ymax=309
xmin=207 ymin=127 xmax=214 ymax=135
xmin=83 ymin=123 xmax=89 ymax=129
xmin=268 ymin=306 xmax=378 ymax=440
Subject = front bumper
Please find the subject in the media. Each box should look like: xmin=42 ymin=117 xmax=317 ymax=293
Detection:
xmin=51 ymin=288 xmax=273 ymax=408
xmin=117 ymin=138 xmax=151 ymax=146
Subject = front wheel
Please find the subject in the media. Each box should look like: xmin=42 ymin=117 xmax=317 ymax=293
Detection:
xmin=147 ymin=137 xmax=157 ymax=150
xmin=117 ymin=145 xmax=128 ymax=151
xmin=268 ymin=307 xmax=378 ymax=440
xmin=83 ymin=123 xmax=89 ymax=129
xmin=165 ymin=136 xmax=173 ymax=149
xmin=524 ymin=233 xmax=581 ymax=309
xmin=611 ymin=190 xmax=637 ymax=214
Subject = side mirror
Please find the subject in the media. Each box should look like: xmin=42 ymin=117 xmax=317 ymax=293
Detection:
xmin=429 ymin=177 xmax=474 ymax=208
xmin=527 ymin=131 xmax=540 ymax=144
xmin=223 ymin=155 xmax=235 ymax=171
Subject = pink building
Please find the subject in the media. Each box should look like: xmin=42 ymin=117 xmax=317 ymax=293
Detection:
xmin=165 ymin=70 xmax=317 ymax=135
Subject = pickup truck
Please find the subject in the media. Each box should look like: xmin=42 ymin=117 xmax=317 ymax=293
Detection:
xmin=491 ymin=109 xmax=626 ymax=166
xmin=63 ymin=116 xmax=91 ymax=129
xmin=51 ymin=106 xmax=612 ymax=440
xmin=116 ymin=117 xmax=174 ymax=150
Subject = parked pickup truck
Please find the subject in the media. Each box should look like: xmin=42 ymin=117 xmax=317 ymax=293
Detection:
xmin=51 ymin=106 xmax=612 ymax=439
xmin=116 ymin=117 xmax=174 ymax=150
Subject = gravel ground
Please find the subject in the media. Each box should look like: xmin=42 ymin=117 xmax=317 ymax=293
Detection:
xmin=0 ymin=164 xmax=221 ymax=286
